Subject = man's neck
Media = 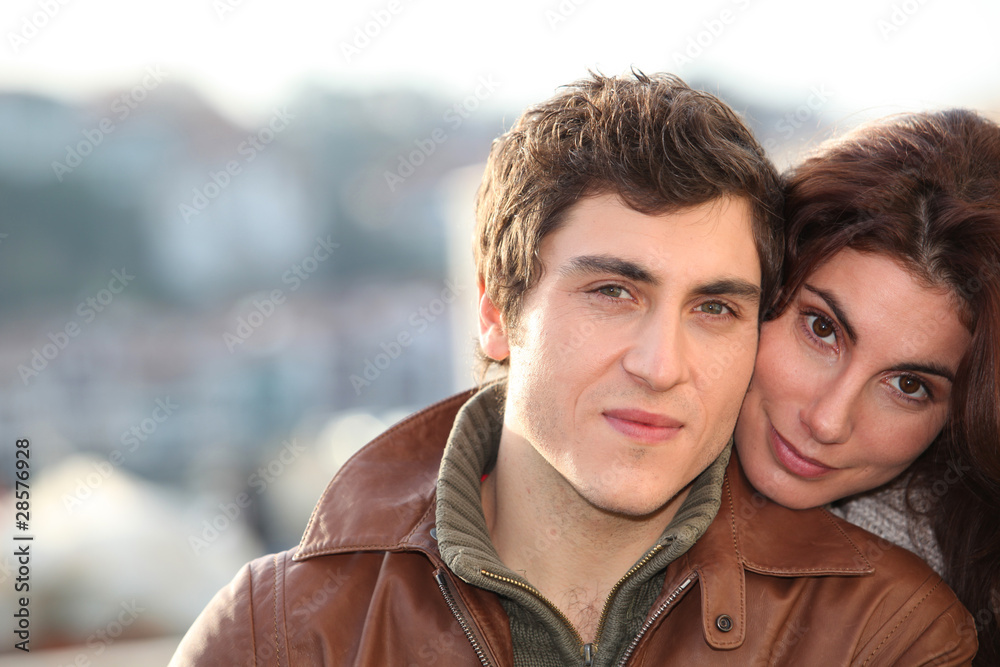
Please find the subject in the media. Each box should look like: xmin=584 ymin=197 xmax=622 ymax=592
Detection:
xmin=480 ymin=427 xmax=692 ymax=643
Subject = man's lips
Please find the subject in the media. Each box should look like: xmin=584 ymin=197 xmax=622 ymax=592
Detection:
xmin=769 ymin=425 xmax=837 ymax=479
xmin=603 ymin=409 xmax=683 ymax=444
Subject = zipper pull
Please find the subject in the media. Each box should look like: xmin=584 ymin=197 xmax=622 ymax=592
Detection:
xmin=582 ymin=642 xmax=594 ymax=666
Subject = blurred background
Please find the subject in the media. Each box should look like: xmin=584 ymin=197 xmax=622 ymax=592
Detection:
xmin=0 ymin=0 xmax=998 ymax=663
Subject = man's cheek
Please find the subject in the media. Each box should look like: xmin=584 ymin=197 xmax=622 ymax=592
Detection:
xmin=698 ymin=334 xmax=756 ymax=394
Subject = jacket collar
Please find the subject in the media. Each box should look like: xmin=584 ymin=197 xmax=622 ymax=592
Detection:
xmin=293 ymin=390 xmax=472 ymax=562
xmin=681 ymin=449 xmax=873 ymax=650
xmin=294 ymin=389 xmax=874 ymax=582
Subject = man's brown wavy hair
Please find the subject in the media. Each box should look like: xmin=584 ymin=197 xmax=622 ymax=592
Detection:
xmin=473 ymin=71 xmax=783 ymax=369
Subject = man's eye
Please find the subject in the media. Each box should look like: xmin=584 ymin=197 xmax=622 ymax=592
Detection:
xmin=698 ymin=302 xmax=731 ymax=316
xmin=805 ymin=314 xmax=837 ymax=344
xmin=596 ymin=285 xmax=630 ymax=299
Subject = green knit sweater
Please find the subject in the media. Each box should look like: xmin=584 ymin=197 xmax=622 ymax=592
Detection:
xmin=435 ymin=383 xmax=728 ymax=667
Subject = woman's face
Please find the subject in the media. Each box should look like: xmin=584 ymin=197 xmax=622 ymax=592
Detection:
xmin=735 ymin=249 xmax=971 ymax=509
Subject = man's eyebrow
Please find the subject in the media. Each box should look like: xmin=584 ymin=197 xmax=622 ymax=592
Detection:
xmin=559 ymin=255 xmax=659 ymax=285
xmin=695 ymin=279 xmax=761 ymax=305
xmin=803 ymin=284 xmax=858 ymax=343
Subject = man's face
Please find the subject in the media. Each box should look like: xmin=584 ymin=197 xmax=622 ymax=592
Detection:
xmin=479 ymin=193 xmax=761 ymax=516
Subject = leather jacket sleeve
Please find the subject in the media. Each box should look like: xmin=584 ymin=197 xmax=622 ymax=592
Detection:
xmin=169 ymin=561 xmax=261 ymax=667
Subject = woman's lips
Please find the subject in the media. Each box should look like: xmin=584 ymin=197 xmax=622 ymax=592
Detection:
xmin=603 ymin=409 xmax=682 ymax=444
xmin=769 ymin=425 xmax=837 ymax=479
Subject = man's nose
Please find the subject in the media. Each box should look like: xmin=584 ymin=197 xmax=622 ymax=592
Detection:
xmin=621 ymin=310 xmax=691 ymax=392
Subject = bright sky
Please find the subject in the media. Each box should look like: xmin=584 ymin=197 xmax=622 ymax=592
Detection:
xmin=0 ymin=0 xmax=997 ymax=125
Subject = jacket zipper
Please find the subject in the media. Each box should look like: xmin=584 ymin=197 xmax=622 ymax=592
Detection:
xmin=434 ymin=570 xmax=495 ymax=667
xmin=614 ymin=573 xmax=696 ymax=667
xmin=481 ymin=543 xmax=665 ymax=666
xmin=591 ymin=544 xmax=665 ymax=650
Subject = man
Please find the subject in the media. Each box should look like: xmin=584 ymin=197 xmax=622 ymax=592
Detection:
xmin=172 ymin=72 xmax=976 ymax=665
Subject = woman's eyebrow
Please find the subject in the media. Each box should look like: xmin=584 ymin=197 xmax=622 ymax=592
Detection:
xmin=803 ymin=284 xmax=858 ymax=343
xmin=890 ymin=362 xmax=956 ymax=383
xmin=803 ymin=283 xmax=956 ymax=382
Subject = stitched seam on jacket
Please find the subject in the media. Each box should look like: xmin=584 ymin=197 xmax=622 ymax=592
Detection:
xmin=735 ymin=555 xmax=746 ymax=648
xmin=402 ymin=499 xmax=436 ymax=545
xmin=247 ymin=564 xmax=257 ymax=666
xmin=819 ymin=509 xmax=870 ymax=567
xmin=726 ymin=475 xmax=740 ymax=558
xmin=709 ymin=475 xmax=744 ymax=648
xmin=742 ymin=509 xmax=872 ymax=575
xmin=273 ymin=554 xmax=281 ymax=667
xmin=296 ymin=391 xmax=470 ymax=557
xmin=861 ymin=578 xmax=942 ymax=667
xmin=700 ymin=568 xmax=743 ymax=648
xmin=276 ymin=552 xmax=290 ymax=667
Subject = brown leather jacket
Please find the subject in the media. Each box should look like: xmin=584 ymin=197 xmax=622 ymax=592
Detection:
xmin=170 ymin=390 xmax=977 ymax=666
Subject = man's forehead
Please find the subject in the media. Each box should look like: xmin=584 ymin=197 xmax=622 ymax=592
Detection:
xmin=538 ymin=194 xmax=761 ymax=286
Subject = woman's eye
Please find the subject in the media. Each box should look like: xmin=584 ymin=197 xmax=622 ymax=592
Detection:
xmin=698 ymin=302 xmax=731 ymax=316
xmin=888 ymin=375 xmax=929 ymax=400
xmin=805 ymin=314 xmax=837 ymax=344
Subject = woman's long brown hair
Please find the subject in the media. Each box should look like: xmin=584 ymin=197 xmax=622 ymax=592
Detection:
xmin=778 ymin=109 xmax=1000 ymax=664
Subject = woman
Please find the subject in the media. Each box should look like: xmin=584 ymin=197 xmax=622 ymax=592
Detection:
xmin=734 ymin=108 xmax=1000 ymax=663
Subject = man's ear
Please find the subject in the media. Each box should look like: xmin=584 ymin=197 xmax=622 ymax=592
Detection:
xmin=478 ymin=280 xmax=510 ymax=361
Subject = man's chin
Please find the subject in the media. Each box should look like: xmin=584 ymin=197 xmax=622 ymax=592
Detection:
xmin=581 ymin=486 xmax=689 ymax=521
